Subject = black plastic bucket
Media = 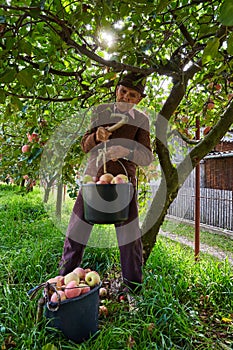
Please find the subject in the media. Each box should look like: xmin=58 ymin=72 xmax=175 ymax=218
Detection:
xmin=82 ymin=183 xmax=133 ymax=224
xmin=45 ymin=284 xmax=101 ymax=343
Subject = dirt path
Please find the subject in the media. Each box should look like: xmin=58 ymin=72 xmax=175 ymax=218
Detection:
xmin=160 ymin=230 xmax=233 ymax=266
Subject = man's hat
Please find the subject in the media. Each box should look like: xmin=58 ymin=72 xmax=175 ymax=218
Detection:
xmin=117 ymin=72 xmax=147 ymax=97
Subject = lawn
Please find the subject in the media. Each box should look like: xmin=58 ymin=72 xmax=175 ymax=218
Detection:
xmin=0 ymin=184 xmax=232 ymax=350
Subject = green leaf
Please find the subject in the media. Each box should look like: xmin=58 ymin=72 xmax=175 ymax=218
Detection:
xmin=120 ymin=3 xmax=130 ymax=17
xmin=0 ymin=68 xmax=17 ymax=83
xmin=202 ymin=37 xmax=220 ymax=65
xmin=0 ymin=89 xmax=6 ymax=103
xmin=0 ymin=16 xmax=6 ymax=24
xmin=28 ymin=147 xmax=43 ymax=164
xmin=17 ymin=69 xmax=34 ymax=89
xmin=11 ymin=96 xmax=23 ymax=111
xmin=18 ymin=39 xmax=32 ymax=55
xmin=227 ymin=32 xmax=233 ymax=55
xmin=42 ymin=344 xmax=58 ymax=350
xmin=156 ymin=0 xmax=169 ymax=13
xmin=218 ymin=0 xmax=233 ymax=26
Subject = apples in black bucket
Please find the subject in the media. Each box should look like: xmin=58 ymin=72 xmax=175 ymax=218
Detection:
xmin=81 ymin=173 xmax=133 ymax=224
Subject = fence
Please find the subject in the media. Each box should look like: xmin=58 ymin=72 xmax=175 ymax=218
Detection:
xmin=167 ymin=186 xmax=233 ymax=231
xmin=150 ymin=173 xmax=233 ymax=232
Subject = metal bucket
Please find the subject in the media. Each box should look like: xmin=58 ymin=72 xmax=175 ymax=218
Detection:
xmin=45 ymin=284 xmax=101 ymax=343
xmin=82 ymin=183 xmax=133 ymax=224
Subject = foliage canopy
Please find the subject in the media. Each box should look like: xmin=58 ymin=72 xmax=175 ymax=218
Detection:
xmin=0 ymin=0 xmax=233 ymax=260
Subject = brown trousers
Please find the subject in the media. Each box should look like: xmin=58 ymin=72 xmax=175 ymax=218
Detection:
xmin=59 ymin=188 xmax=143 ymax=291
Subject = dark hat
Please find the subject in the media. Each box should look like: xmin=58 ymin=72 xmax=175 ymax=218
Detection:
xmin=117 ymin=72 xmax=147 ymax=97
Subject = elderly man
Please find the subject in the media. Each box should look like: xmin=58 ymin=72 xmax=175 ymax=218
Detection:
xmin=59 ymin=72 xmax=153 ymax=296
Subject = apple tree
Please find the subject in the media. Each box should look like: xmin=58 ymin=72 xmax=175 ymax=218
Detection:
xmin=0 ymin=0 xmax=233 ymax=262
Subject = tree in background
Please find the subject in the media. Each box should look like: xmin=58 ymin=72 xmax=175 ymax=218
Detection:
xmin=0 ymin=0 xmax=233 ymax=262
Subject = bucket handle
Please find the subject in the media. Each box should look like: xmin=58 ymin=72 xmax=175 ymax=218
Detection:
xmin=96 ymin=113 xmax=128 ymax=174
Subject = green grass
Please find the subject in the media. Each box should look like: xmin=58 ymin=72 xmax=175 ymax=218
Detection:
xmin=162 ymin=219 xmax=233 ymax=255
xmin=0 ymin=184 xmax=232 ymax=350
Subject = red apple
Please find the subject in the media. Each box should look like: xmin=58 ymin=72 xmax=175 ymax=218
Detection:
xmin=64 ymin=271 xmax=80 ymax=285
xmin=99 ymin=305 xmax=108 ymax=317
xmin=79 ymin=283 xmax=91 ymax=294
xmin=96 ymin=180 xmax=108 ymax=184
xmin=99 ymin=287 xmax=107 ymax=297
xmin=119 ymin=295 xmax=126 ymax=302
xmin=31 ymin=132 xmax=40 ymax=142
xmin=64 ymin=280 xmax=82 ymax=299
xmin=51 ymin=290 xmax=66 ymax=303
xmin=21 ymin=144 xmax=30 ymax=153
xmin=118 ymin=174 xmax=128 ymax=181
xmin=27 ymin=133 xmax=33 ymax=142
xmin=214 ymin=83 xmax=221 ymax=91
xmin=111 ymin=176 xmax=124 ymax=184
xmin=99 ymin=173 xmax=114 ymax=183
xmin=85 ymin=271 xmax=100 ymax=287
xmin=207 ymin=101 xmax=215 ymax=110
xmin=111 ymin=174 xmax=128 ymax=184
xmin=55 ymin=275 xmax=65 ymax=289
xmin=47 ymin=275 xmax=64 ymax=288
xmin=73 ymin=267 xmax=86 ymax=280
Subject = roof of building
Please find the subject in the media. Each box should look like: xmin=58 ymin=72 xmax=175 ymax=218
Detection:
xmin=205 ymin=150 xmax=233 ymax=159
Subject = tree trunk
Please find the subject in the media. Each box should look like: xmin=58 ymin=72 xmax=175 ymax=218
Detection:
xmin=142 ymin=170 xmax=179 ymax=263
xmin=142 ymin=100 xmax=233 ymax=264
xmin=56 ymin=182 xmax=63 ymax=220
xmin=43 ymin=187 xmax=51 ymax=203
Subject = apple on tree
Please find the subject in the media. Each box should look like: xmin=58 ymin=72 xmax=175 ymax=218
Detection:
xmin=214 ymin=83 xmax=221 ymax=91
xmin=207 ymin=100 xmax=215 ymax=110
xmin=31 ymin=132 xmax=40 ymax=142
xmin=21 ymin=144 xmax=30 ymax=153
xmin=27 ymin=133 xmax=33 ymax=142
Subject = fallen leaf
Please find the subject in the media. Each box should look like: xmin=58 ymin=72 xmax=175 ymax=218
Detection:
xmin=221 ymin=317 xmax=233 ymax=324
xmin=127 ymin=335 xmax=135 ymax=348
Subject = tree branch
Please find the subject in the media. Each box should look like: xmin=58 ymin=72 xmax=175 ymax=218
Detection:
xmin=18 ymin=55 xmax=84 ymax=77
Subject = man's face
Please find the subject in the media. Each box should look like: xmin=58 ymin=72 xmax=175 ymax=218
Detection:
xmin=115 ymin=85 xmax=142 ymax=112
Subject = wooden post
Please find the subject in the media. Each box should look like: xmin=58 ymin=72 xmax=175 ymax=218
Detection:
xmin=195 ymin=116 xmax=200 ymax=261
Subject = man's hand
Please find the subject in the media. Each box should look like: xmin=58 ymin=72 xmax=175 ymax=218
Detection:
xmin=106 ymin=145 xmax=130 ymax=161
xmin=96 ymin=127 xmax=112 ymax=142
